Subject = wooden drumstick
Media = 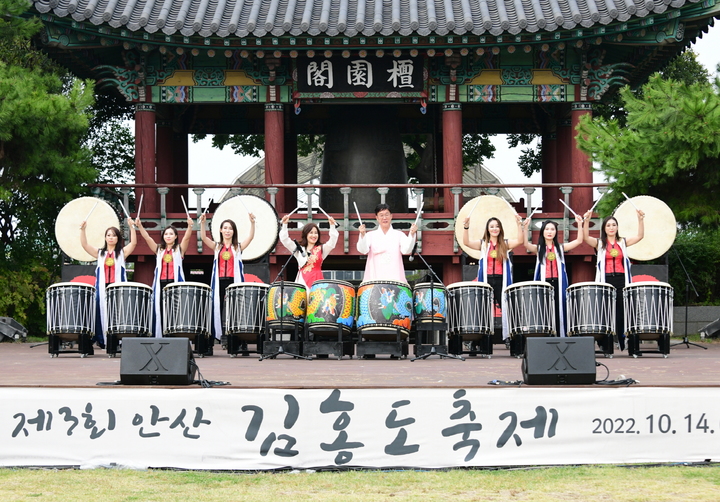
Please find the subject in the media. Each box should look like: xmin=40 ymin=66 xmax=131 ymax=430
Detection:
xmin=353 ymin=201 xmax=363 ymax=225
xmin=558 ymin=199 xmax=580 ymax=219
xmin=180 ymin=195 xmax=192 ymax=218
xmin=236 ymin=195 xmax=251 ymax=216
xmin=414 ymin=198 xmax=423 ymax=226
xmin=526 ymin=206 xmax=540 ymax=220
xmin=136 ymin=193 xmax=144 ymax=218
xmin=84 ymin=201 xmax=99 ymax=221
xmin=317 ymin=205 xmax=331 ymax=220
xmin=622 ymin=192 xmax=640 ymax=211
xmin=586 ymin=193 xmax=604 ymax=220
xmin=118 ymin=200 xmax=132 ymax=220
xmin=469 ymin=196 xmax=481 ymax=216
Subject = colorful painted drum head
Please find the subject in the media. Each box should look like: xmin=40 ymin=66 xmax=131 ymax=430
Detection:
xmin=356 ymin=280 xmax=413 ymax=337
xmin=266 ymin=282 xmax=307 ymax=325
xmin=412 ymin=282 xmax=447 ymax=323
xmin=307 ymin=279 xmax=356 ymax=330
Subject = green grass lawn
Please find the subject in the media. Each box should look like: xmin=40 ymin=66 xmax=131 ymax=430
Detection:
xmin=1 ymin=465 xmax=719 ymax=501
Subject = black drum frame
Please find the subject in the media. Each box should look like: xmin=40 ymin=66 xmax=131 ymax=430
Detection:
xmin=46 ymin=283 xmax=96 ymax=358
xmin=226 ymin=332 xmax=263 ymax=357
xmin=223 ymin=283 xmax=269 ymax=357
xmin=303 ymin=324 xmax=354 ymax=360
xmin=450 ymin=315 xmax=505 ymax=357
xmin=627 ymin=332 xmax=671 ymax=358
xmin=260 ymin=251 xmax=312 ymax=361
xmin=356 ymin=327 xmax=408 ymax=359
xmin=48 ymin=332 xmax=94 ymax=358
xmin=409 ymin=251 xmax=463 ymax=362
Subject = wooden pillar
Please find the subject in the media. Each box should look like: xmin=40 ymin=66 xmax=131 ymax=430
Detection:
xmin=443 ymin=260 xmax=462 ymax=286
xmin=264 ymin=102 xmax=285 ymax=213
xmin=442 ymin=102 xmax=463 ymax=214
xmin=541 ymin=133 xmax=558 ymax=212
xmin=570 ymin=102 xmax=593 ymax=213
xmin=434 ymin=111 xmax=444 ymax=212
xmin=570 ymin=102 xmax=595 ymax=283
xmin=171 ymin=133 xmax=189 ymax=213
xmin=283 ymin=108 xmax=298 ymax=213
xmin=135 ymin=103 xmax=157 ymax=212
xmin=156 ymin=118 xmax=174 ymax=211
xmin=265 ymin=102 xmax=285 ymax=281
xmin=134 ymin=103 xmax=157 ymax=287
xmin=555 ymin=117 xmax=573 ymax=211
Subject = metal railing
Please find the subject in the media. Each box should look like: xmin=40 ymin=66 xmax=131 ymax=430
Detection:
xmin=90 ymin=182 xmax=609 ymax=255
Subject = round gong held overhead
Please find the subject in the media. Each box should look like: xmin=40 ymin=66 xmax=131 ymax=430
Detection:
xmin=613 ymin=195 xmax=676 ymax=261
xmin=210 ymin=194 xmax=279 ymax=262
xmin=454 ymin=195 xmax=519 ymax=260
xmin=55 ymin=197 xmax=120 ymax=262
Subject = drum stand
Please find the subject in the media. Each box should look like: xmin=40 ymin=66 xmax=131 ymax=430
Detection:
xmin=106 ymin=333 xmax=121 ymax=357
xmin=259 ymin=252 xmax=311 ymax=361
xmin=670 ymin=247 xmax=707 ymax=351
xmin=48 ymin=333 xmax=94 ymax=357
xmin=303 ymin=324 xmax=354 ymax=360
xmin=410 ymin=250 xmax=464 ymax=362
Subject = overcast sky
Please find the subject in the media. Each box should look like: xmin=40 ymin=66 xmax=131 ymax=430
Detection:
xmin=188 ymin=26 xmax=720 ymax=206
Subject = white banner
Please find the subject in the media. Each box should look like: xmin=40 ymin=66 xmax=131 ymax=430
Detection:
xmin=2 ymin=387 xmax=719 ymax=469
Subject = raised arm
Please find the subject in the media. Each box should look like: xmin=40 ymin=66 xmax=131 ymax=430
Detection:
xmin=179 ymin=216 xmax=194 ymax=256
xmin=507 ymin=214 xmax=525 ymax=249
xmin=198 ymin=214 xmax=216 ymax=250
xmin=122 ymin=217 xmax=138 ymax=257
xmin=562 ymin=214 xmax=585 ymax=252
xmin=461 ymin=216 xmax=482 ymax=250
xmin=582 ymin=210 xmax=598 ymax=249
xmin=522 ymin=217 xmax=538 ymax=254
xmin=625 ymin=209 xmax=645 ymax=247
xmin=135 ymin=218 xmax=159 ymax=252
xmin=278 ymin=214 xmax=297 ymax=253
xmin=401 ymin=225 xmax=417 ymax=255
xmin=239 ymin=212 xmax=256 ymax=251
xmin=356 ymin=224 xmax=369 ymax=254
xmin=79 ymin=221 xmax=99 ymax=258
xmin=322 ymin=216 xmax=339 ymax=256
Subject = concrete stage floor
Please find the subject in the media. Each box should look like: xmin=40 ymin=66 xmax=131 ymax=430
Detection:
xmin=1 ymin=338 xmax=718 ymax=389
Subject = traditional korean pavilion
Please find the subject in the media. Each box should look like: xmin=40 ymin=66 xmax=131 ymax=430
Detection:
xmin=30 ymin=0 xmax=720 ymax=284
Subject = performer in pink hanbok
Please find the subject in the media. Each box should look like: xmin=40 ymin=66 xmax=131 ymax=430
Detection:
xmin=357 ymin=204 xmax=417 ymax=283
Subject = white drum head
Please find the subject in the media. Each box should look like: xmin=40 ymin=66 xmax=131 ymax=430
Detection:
xmin=505 ymin=280 xmax=551 ymax=292
xmin=164 ymin=281 xmax=211 ymax=291
xmin=613 ymin=195 xmax=676 ymax=261
xmin=212 ymin=195 xmax=279 ymax=261
xmin=566 ymin=281 xmax=615 ymax=291
xmin=47 ymin=281 xmax=95 ymax=291
xmin=455 ymin=196 xmax=518 ymax=259
xmin=446 ymin=281 xmax=493 ymax=291
xmin=55 ymin=197 xmax=120 ymax=262
xmin=625 ymin=281 xmax=672 ymax=290
xmin=106 ymin=281 xmax=153 ymax=292
xmin=227 ymin=282 xmax=270 ymax=292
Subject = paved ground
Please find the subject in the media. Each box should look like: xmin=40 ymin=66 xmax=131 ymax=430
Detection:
xmin=1 ymin=337 xmax=718 ymax=389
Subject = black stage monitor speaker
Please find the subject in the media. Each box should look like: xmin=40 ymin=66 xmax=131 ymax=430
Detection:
xmin=701 ymin=318 xmax=720 ymax=339
xmin=522 ymin=337 xmax=596 ymax=385
xmin=120 ymin=338 xmax=197 ymax=385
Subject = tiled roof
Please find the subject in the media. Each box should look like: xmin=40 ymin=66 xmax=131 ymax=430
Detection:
xmin=32 ymin=0 xmax=700 ymax=39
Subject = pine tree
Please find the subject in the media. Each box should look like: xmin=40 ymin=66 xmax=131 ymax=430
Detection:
xmin=577 ymin=75 xmax=720 ymax=228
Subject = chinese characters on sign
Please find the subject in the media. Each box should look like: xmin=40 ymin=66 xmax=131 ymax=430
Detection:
xmin=298 ymin=57 xmax=423 ymax=93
